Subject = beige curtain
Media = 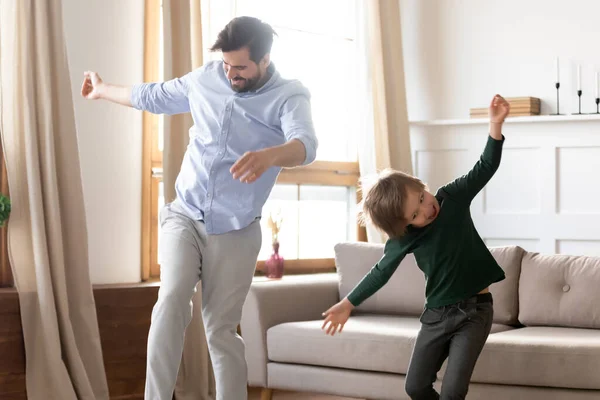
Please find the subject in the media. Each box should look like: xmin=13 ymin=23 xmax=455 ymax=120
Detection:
xmin=357 ymin=0 xmax=413 ymax=243
xmin=162 ymin=1 xmax=216 ymax=398
xmin=0 ymin=1 xmax=109 ymax=399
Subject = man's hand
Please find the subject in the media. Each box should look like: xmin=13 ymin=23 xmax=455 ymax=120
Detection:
xmin=321 ymin=298 xmax=355 ymax=336
xmin=80 ymin=71 xmax=133 ymax=107
xmin=231 ymin=139 xmax=309 ymax=183
xmin=81 ymin=71 xmax=104 ymax=100
xmin=489 ymin=94 xmax=510 ymax=123
xmin=230 ymin=149 xmax=276 ymax=184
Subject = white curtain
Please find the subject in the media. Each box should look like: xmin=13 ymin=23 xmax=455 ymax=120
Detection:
xmin=356 ymin=0 xmax=413 ymax=243
xmin=0 ymin=0 xmax=109 ymax=399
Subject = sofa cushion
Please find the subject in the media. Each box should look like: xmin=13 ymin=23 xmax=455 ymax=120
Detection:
xmin=487 ymin=246 xmax=525 ymax=325
xmin=267 ymin=315 xmax=514 ymax=375
xmin=334 ymin=242 xmax=524 ymax=325
xmin=335 ymin=242 xmax=425 ymax=316
xmin=471 ymin=326 xmax=600 ymax=389
xmin=519 ymin=252 xmax=600 ymax=328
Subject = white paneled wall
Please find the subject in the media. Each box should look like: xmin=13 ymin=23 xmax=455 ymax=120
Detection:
xmin=410 ymin=117 xmax=600 ymax=256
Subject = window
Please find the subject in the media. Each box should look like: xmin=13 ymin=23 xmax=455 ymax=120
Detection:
xmin=258 ymin=184 xmax=358 ymax=261
xmin=233 ymin=0 xmax=362 ymax=272
xmin=142 ymin=0 xmax=364 ymax=280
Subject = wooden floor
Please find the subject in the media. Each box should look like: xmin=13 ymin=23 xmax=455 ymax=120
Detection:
xmin=248 ymin=387 xmax=361 ymax=400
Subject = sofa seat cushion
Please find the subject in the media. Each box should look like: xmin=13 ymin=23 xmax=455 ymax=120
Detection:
xmin=472 ymin=326 xmax=600 ymax=389
xmin=267 ymin=314 xmax=514 ymax=375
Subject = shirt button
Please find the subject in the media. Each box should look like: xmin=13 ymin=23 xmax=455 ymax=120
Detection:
xmin=562 ymin=284 xmax=570 ymax=292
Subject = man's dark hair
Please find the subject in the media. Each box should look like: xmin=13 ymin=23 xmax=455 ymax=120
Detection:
xmin=210 ymin=16 xmax=277 ymax=64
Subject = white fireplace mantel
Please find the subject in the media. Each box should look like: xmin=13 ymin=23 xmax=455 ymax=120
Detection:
xmin=410 ymin=114 xmax=600 ymax=127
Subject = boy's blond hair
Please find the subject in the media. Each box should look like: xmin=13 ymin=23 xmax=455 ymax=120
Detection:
xmin=358 ymin=169 xmax=426 ymax=239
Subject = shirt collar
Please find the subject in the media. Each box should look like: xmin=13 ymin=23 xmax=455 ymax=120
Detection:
xmin=252 ymin=62 xmax=278 ymax=94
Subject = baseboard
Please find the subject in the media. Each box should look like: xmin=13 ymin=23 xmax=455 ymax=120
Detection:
xmin=0 ymin=284 xmax=159 ymax=399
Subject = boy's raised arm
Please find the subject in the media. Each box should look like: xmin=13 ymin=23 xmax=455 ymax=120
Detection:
xmin=440 ymin=94 xmax=509 ymax=202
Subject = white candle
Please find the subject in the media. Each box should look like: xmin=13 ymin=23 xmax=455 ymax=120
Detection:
xmin=555 ymin=57 xmax=559 ymax=83
xmin=578 ymin=65 xmax=582 ymax=91
xmin=596 ymin=72 xmax=599 ymax=98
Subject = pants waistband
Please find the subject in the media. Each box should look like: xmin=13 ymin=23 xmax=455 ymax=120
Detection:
xmin=462 ymin=292 xmax=493 ymax=305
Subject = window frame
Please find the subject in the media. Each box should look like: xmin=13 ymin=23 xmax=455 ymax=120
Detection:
xmin=141 ymin=0 xmax=161 ymax=281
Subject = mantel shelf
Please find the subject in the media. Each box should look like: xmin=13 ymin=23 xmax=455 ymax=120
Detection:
xmin=410 ymin=114 xmax=600 ymax=126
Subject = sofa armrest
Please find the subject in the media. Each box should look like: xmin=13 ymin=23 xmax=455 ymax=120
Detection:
xmin=241 ymin=273 xmax=340 ymax=387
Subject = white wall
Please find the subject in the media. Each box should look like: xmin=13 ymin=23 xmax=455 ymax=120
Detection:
xmin=401 ymin=0 xmax=600 ymax=121
xmin=401 ymin=0 xmax=600 ymax=256
xmin=62 ymin=0 xmax=144 ymax=284
xmin=410 ymin=117 xmax=600 ymax=256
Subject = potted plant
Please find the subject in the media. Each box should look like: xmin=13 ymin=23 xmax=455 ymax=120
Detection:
xmin=0 ymin=194 xmax=10 ymax=227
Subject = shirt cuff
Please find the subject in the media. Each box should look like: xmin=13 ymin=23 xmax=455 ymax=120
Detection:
xmin=288 ymin=133 xmax=317 ymax=165
xmin=130 ymin=83 xmax=144 ymax=110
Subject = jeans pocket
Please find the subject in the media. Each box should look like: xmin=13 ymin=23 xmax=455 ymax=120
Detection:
xmin=475 ymin=301 xmax=494 ymax=314
xmin=470 ymin=302 xmax=494 ymax=325
xmin=419 ymin=307 xmax=445 ymax=325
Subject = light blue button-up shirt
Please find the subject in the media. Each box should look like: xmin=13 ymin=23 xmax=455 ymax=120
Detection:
xmin=131 ymin=61 xmax=317 ymax=234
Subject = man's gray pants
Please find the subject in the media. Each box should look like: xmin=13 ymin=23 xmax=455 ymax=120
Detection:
xmin=145 ymin=200 xmax=261 ymax=400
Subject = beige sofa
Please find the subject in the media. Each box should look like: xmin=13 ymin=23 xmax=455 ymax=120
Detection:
xmin=241 ymin=242 xmax=600 ymax=399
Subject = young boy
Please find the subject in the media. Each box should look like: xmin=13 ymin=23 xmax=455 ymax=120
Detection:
xmin=322 ymin=94 xmax=511 ymax=399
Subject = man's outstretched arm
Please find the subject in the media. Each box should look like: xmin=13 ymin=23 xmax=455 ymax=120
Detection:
xmin=81 ymin=71 xmax=191 ymax=115
xmin=81 ymin=71 xmax=133 ymax=107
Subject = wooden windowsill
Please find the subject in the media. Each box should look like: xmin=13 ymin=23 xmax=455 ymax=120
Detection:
xmin=93 ymin=281 xmax=161 ymax=290
xmin=252 ymin=271 xmax=337 ymax=283
xmin=277 ymin=161 xmax=359 ymax=186
xmin=144 ymin=258 xmax=337 ymax=282
xmin=255 ymin=258 xmax=335 ymax=274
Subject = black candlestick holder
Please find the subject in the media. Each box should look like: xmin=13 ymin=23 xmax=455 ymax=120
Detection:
xmin=572 ymin=90 xmax=583 ymax=115
xmin=551 ymin=82 xmax=562 ymax=115
xmin=595 ymin=98 xmax=600 ymax=114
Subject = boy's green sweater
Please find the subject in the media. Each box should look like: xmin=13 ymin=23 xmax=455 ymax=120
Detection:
xmin=348 ymin=135 xmax=506 ymax=309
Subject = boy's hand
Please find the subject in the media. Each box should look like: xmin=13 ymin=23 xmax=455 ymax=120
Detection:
xmin=489 ymin=94 xmax=510 ymax=124
xmin=321 ymin=298 xmax=354 ymax=336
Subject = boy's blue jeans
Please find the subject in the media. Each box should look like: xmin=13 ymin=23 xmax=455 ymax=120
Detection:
xmin=405 ymin=293 xmax=494 ymax=400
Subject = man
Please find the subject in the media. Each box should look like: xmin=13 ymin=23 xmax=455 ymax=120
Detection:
xmin=81 ymin=16 xmax=317 ymax=400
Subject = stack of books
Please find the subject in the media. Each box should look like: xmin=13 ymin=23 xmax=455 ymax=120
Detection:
xmin=470 ymin=97 xmax=541 ymax=119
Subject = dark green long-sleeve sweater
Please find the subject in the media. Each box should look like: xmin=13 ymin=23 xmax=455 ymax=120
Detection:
xmin=347 ymin=135 xmax=506 ymax=309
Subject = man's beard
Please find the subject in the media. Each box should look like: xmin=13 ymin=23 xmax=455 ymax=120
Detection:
xmin=230 ymin=70 xmax=262 ymax=93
